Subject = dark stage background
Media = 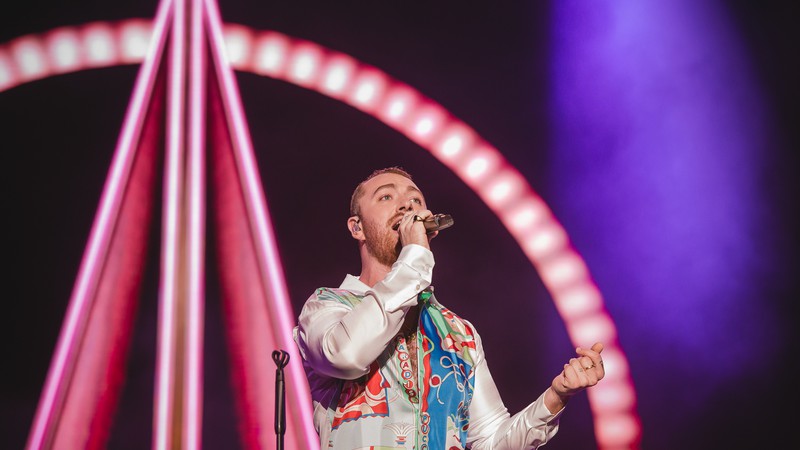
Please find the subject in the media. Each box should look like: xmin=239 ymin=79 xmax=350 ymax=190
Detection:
xmin=1 ymin=1 xmax=798 ymax=449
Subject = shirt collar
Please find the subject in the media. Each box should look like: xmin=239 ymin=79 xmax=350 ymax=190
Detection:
xmin=340 ymin=274 xmax=369 ymax=294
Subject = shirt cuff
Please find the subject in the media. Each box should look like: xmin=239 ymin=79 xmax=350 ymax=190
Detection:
xmin=367 ymin=244 xmax=434 ymax=312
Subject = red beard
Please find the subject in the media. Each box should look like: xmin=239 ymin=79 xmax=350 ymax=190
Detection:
xmin=362 ymin=215 xmax=403 ymax=267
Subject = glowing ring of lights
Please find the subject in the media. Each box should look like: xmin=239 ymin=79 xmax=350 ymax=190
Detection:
xmin=0 ymin=20 xmax=641 ymax=448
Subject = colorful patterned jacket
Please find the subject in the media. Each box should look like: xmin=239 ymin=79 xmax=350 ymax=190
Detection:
xmin=294 ymin=245 xmax=561 ymax=449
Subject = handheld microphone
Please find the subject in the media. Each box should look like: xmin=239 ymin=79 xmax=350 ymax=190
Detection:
xmin=416 ymin=213 xmax=454 ymax=233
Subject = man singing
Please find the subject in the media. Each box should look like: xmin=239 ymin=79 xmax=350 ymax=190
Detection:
xmin=293 ymin=167 xmax=605 ymax=449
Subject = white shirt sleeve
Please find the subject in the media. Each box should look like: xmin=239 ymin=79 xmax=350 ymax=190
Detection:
xmin=466 ymin=332 xmax=562 ymax=450
xmin=294 ymin=244 xmax=434 ymax=380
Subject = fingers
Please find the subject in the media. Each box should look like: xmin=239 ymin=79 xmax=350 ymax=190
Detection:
xmin=400 ymin=210 xmax=431 ymax=225
xmin=398 ymin=210 xmax=433 ymax=247
xmin=570 ymin=357 xmax=600 ymax=384
xmin=572 ymin=343 xmax=605 ymax=383
xmin=412 ymin=212 xmax=441 ymax=239
xmin=576 ymin=342 xmax=605 ymax=380
xmin=410 ymin=210 xmax=433 ymax=225
xmin=560 ymin=366 xmax=570 ymax=388
xmin=559 ymin=363 xmax=577 ymax=391
xmin=557 ymin=357 xmax=597 ymax=394
xmin=552 ymin=342 xmax=606 ymax=398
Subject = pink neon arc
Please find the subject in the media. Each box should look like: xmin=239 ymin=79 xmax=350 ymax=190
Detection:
xmin=1 ymin=13 xmax=642 ymax=450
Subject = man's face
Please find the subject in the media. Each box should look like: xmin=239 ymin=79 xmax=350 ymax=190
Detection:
xmin=356 ymin=173 xmax=427 ymax=266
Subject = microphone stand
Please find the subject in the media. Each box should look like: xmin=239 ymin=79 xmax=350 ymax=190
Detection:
xmin=272 ymin=349 xmax=290 ymax=450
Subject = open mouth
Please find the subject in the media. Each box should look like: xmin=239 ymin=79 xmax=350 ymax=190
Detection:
xmin=390 ymin=216 xmax=403 ymax=231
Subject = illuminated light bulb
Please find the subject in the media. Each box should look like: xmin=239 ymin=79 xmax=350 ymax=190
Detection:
xmin=486 ymin=176 xmax=514 ymax=206
xmin=223 ymin=25 xmax=252 ymax=69
xmin=46 ymin=29 xmax=81 ymax=72
xmin=415 ymin=117 xmax=433 ymax=135
xmin=556 ymin=284 xmax=601 ymax=319
xmin=509 ymin=208 xmax=536 ymax=230
xmin=83 ymin=24 xmax=116 ymax=66
xmin=489 ymin=180 xmax=511 ymax=202
xmin=320 ymin=55 xmax=355 ymax=96
xmin=595 ymin=414 xmax=641 ymax=448
xmin=349 ymin=70 xmax=387 ymax=111
xmin=462 ymin=148 xmax=500 ymax=184
xmin=482 ymin=169 xmax=526 ymax=210
xmin=387 ymin=99 xmax=406 ymax=119
xmin=118 ymin=21 xmax=151 ymax=63
xmin=540 ymin=251 xmax=587 ymax=289
xmin=524 ymin=224 xmax=567 ymax=261
xmin=588 ymin=381 xmax=636 ymax=411
xmin=405 ymin=104 xmax=445 ymax=144
xmin=354 ymin=80 xmax=375 ymax=103
xmin=12 ymin=38 xmax=49 ymax=80
xmin=324 ymin=65 xmax=348 ymax=92
xmin=507 ymin=198 xmax=548 ymax=232
xmin=378 ymin=85 xmax=417 ymax=125
xmin=253 ymin=32 xmax=290 ymax=76
xmin=288 ymin=43 xmax=321 ymax=86
xmin=466 ymin=156 xmax=488 ymax=178
xmin=434 ymin=123 xmax=474 ymax=163
xmin=568 ymin=314 xmax=616 ymax=349
xmin=440 ymin=135 xmax=463 ymax=157
xmin=438 ymin=136 xmax=463 ymax=160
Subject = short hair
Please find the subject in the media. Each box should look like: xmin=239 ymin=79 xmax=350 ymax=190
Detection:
xmin=350 ymin=166 xmax=414 ymax=216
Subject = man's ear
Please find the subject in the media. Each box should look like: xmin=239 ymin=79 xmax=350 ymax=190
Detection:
xmin=347 ymin=216 xmax=362 ymax=239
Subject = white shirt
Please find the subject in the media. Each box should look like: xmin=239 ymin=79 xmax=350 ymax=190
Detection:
xmin=293 ymin=244 xmax=562 ymax=449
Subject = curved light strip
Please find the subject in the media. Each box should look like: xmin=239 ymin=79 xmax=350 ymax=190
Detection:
xmin=0 ymin=20 xmax=641 ymax=449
